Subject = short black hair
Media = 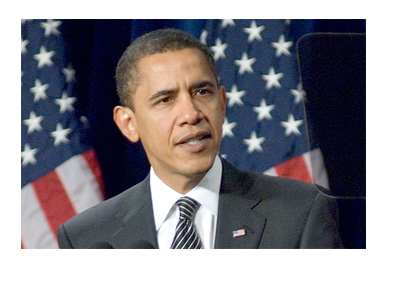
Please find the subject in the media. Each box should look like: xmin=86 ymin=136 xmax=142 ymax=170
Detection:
xmin=115 ymin=28 xmax=217 ymax=109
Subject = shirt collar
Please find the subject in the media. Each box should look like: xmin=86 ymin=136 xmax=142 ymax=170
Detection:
xmin=150 ymin=156 xmax=222 ymax=230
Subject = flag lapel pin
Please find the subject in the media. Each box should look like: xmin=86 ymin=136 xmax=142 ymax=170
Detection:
xmin=232 ymin=229 xmax=246 ymax=238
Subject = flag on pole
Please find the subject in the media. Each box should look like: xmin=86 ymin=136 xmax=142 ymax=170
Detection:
xmin=21 ymin=19 xmax=105 ymax=248
xmin=201 ymin=19 xmax=328 ymax=186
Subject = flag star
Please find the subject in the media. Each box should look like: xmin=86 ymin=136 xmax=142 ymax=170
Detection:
xmin=23 ymin=111 xmax=44 ymax=134
xmin=243 ymin=20 xmax=265 ymax=42
xmin=235 ymin=52 xmax=256 ymax=75
xmin=253 ymin=99 xmax=275 ymax=121
xmin=243 ymin=131 xmax=265 ymax=153
xmin=221 ymin=19 xmax=235 ymax=28
xmin=262 ymin=67 xmax=283 ymax=90
xmin=200 ymin=30 xmax=208 ymax=44
xmin=33 ymin=46 xmax=55 ymax=68
xmin=210 ymin=38 xmax=228 ymax=61
xmin=220 ymin=153 xmax=228 ymax=159
xmin=226 ymin=85 xmax=246 ymax=107
xmin=21 ymin=19 xmax=33 ymax=24
xmin=222 ymin=117 xmax=237 ymax=138
xmin=280 ymin=114 xmax=304 ymax=136
xmin=21 ymin=37 xmax=29 ymax=54
xmin=40 ymin=19 xmax=61 ymax=37
xmin=30 ymin=79 xmax=49 ymax=102
xmin=290 ymin=83 xmax=306 ymax=104
xmin=55 ymin=92 xmax=77 ymax=113
xmin=51 ymin=123 xmax=72 ymax=146
xmin=21 ymin=144 xmax=39 ymax=167
xmin=271 ymin=35 xmax=293 ymax=57
xmin=62 ymin=66 xmax=76 ymax=83
xmin=80 ymin=116 xmax=89 ymax=128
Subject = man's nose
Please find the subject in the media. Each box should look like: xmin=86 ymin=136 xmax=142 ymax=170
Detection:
xmin=177 ymin=94 xmax=203 ymax=126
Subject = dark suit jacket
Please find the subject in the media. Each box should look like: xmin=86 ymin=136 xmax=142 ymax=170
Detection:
xmin=57 ymin=159 xmax=343 ymax=249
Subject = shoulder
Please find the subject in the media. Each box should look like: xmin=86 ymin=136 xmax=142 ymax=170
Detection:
xmin=58 ymin=176 xmax=150 ymax=248
xmin=68 ymin=178 xmax=149 ymax=225
xmin=221 ymin=158 xmax=328 ymax=200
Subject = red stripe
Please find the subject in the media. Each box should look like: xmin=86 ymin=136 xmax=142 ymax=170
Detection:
xmin=31 ymin=171 xmax=77 ymax=237
xmin=21 ymin=240 xmax=24 ymax=249
xmin=275 ymin=155 xmax=312 ymax=183
xmin=82 ymin=149 xmax=106 ymax=199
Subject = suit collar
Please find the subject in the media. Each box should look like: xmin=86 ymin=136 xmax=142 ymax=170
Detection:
xmin=110 ymin=176 xmax=159 ymax=249
xmin=215 ymin=159 xmax=267 ymax=249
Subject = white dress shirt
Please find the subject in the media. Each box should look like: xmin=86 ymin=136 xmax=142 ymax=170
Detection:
xmin=149 ymin=156 xmax=222 ymax=249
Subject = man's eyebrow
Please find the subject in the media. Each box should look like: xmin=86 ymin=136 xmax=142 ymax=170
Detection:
xmin=149 ymin=80 xmax=217 ymax=102
xmin=190 ymin=80 xmax=217 ymax=90
xmin=149 ymin=89 xmax=176 ymax=102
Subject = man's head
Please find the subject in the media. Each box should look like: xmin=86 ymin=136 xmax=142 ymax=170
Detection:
xmin=113 ymin=29 xmax=226 ymax=193
xmin=115 ymin=29 xmax=218 ymax=110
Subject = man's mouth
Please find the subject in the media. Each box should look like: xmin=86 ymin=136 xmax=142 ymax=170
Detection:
xmin=177 ymin=131 xmax=212 ymax=152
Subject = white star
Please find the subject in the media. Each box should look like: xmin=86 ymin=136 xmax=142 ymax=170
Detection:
xmin=221 ymin=19 xmax=235 ymax=28
xmin=21 ymin=144 xmax=39 ymax=167
xmin=21 ymin=37 xmax=29 ymax=54
xmin=23 ymin=111 xmax=44 ymax=134
xmin=290 ymin=83 xmax=306 ymax=104
xmin=280 ymin=114 xmax=304 ymax=136
xmin=200 ymin=30 xmax=208 ymax=44
xmin=210 ymin=38 xmax=228 ymax=61
xmin=243 ymin=20 xmax=265 ymax=42
xmin=235 ymin=52 xmax=256 ymax=75
xmin=271 ymin=35 xmax=293 ymax=57
xmin=222 ymin=117 xmax=237 ymax=138
xmin=33 ymin=46 xmax=55 ymax=68
xmin=55 ymin=92 xmax=77 ymax=113
xmin=243 ymin=131 xmax=265 ymax=153
xmin=40 ymin=19 xmax=61 ymax=37
xmin=51 ymin=123 xmax=72 ymax=146
xmin=30 ymin=79 xmax=49 ymax=102
xmin=62 ymin=66 xmax=76 ymax=83
xmin=226 ymin=85 xmax=245 ymax=107
xmin=253 ymin=99 xmax=275 ymax=121
xmin=262 ymin=67 xmax=283 ymax=90
xmin=21 ymin=19 xmax=33 ymax=24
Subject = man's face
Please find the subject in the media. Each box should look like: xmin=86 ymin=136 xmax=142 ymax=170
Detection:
xmin=127 ymin=48 xmax=226 ymax=183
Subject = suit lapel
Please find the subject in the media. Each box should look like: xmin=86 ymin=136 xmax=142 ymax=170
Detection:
xmin=111 ymin=176 xmax=159 ymax=249
xmin=215 ymin=160 xmax=267 ymax=249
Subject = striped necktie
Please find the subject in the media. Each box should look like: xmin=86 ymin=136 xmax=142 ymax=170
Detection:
xmin=170 ymin=196 xmax=203 ymax=249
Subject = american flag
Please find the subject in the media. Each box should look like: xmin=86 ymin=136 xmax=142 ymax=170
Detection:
xmin=233 ymin=229 xmax=246 ymax=238
xmin=201 ymin=19 xmax=328 ymax=185
xmin=21 ymin=19 xmax=105 ymax=248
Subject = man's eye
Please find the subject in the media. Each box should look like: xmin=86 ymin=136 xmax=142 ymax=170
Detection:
xmin=194 ymin=89 xmax=212 ymax=96
xmin=156 ymin=96 xmax=174 ymax=105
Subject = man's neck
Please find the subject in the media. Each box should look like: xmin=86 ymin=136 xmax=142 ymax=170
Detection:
xmin=152 ymin=170 xmax=207 ymax=195
xmin=150 ymin=156 xmax=220 ymax=194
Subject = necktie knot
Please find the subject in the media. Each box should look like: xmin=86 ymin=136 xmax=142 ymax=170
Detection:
xmin=177 ymin=196 xmax=199 ymax=221
xmin=171 ymin=196 xmax=203 ymax=249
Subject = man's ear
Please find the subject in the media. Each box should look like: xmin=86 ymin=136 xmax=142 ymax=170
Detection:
xmin=113 ymin=106 xmax=140 ymax=142
xmin=219 ymin=86 xmax=227 ymax=113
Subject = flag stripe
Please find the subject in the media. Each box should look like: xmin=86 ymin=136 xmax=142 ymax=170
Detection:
xmin=56 ymin=152 xmax=104 ymax=213
xmin=274 ymin=155 xmax=313 ymax=183
xmin=21 ymin=184 xmax=59 ymax=249
xmin=22 ymin=20 xmax=105 ymax=248
xmin=31 ymin=171 xmax=77 ymax=238
xmin=82 ymin=149 xmax=106 ymax=199
xmin=309 ymin=148 xmax=329 ymax=188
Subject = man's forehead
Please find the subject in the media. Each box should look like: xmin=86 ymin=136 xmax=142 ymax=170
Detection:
xmin=137 ymin=48 xmax=214 ymax=82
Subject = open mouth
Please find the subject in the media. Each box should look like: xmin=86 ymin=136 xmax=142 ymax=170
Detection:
xmin=177 ymin=131 xmax=212 ymax=152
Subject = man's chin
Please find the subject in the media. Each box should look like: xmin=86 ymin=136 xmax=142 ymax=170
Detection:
xmin=180 ymin=156 xmax=216 ymax=177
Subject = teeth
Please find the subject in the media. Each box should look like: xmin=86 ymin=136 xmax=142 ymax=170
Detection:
xmin=186 ymin=139 xmax=200 ymax=145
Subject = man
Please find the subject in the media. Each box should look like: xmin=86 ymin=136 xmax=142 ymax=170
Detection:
xmin=57 ymin=29 xmax=343 ymax=249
